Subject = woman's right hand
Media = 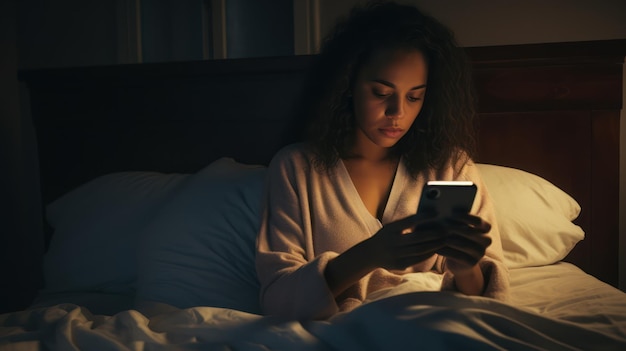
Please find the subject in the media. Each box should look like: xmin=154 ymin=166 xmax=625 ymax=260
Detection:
xmin=324 ymin=212 xmax=444 ymax=296
xmin=365 ymin=213 xmax=446 ymax=271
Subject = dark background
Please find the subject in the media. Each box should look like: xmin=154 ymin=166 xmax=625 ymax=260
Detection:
xmin=2 ymin=0 xmax=625 ymax=314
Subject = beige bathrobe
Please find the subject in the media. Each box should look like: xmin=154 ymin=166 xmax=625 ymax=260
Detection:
xmin=255 ymin=143 xmax=509 ymax=320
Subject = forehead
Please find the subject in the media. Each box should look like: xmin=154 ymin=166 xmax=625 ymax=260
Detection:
xmin=357 ymin=49 xmax=428 ymax=82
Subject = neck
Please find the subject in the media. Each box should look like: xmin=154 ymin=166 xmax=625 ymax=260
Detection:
xmin=344 ymin=135 xmax=397 ymax=163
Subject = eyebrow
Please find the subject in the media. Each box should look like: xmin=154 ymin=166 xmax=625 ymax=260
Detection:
xmin=372 ymin=79 xmax=427 ymax=90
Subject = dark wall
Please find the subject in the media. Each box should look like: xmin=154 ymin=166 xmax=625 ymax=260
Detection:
xmin=17 ymin=0 xmax=118 ymax=69
xmin=141 ymin=0 xmax=205 ymax=63
xmin=0 ymin=0 xmax=44 ymax=314
xmin=226 ymin=0 xmax=294 ymax=58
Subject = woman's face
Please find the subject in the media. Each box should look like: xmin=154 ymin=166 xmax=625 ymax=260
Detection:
xmin=351 ymin=49 xmax=428 ymax=152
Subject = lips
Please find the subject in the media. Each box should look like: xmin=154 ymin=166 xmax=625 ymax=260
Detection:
xmin=379 ymin=127 xmax=404 ymax=138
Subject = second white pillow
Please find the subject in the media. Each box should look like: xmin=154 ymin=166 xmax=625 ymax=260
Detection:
xmin=476 ymin=164 xmax=585 ymax=269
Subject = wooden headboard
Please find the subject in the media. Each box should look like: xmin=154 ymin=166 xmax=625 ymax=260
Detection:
xmin=467 ymin=40 xmax=624 ymax=288
xmin=19 ymin=39 xmax=625 ymax=298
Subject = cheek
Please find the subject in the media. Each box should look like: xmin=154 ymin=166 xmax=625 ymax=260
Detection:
xmin=409 ymin=103 xmax=425 ymax=119
xmin=353 ymin=95 xmax=382 ymax=120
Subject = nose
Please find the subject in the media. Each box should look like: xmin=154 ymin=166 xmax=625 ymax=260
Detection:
xmin=385 ymin=94 xmax=404 ymax=119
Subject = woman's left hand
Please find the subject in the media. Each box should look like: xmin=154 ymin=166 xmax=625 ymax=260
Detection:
xmin=436 ymin=213 xmax=492 ymax=275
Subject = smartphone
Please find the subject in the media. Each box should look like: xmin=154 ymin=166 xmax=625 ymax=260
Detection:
xmin=416 ymin=181 xmax=477 ymax=219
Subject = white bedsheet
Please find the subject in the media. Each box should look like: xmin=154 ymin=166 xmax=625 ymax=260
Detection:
xmin=1 ymin=262 xmax=625 ymax=351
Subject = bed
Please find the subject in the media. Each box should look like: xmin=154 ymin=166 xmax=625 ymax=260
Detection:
xmin=1 ymin=39 xmax=625 ymax=350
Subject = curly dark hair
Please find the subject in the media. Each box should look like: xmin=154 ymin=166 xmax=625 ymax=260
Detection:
xmin=298 ymin=0 xmax=477 ymax=176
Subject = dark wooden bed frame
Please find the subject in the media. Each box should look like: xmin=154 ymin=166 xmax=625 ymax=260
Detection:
xmin=18 ymin=39 xmax=625 ymax=307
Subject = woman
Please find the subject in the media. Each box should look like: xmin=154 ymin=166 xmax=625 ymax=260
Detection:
xmin=255 ymin=1 xmax=509 ymax=320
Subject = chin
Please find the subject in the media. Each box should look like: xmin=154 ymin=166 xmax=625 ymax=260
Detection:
xmin=376 ymin=139 xmax=400 ymax=149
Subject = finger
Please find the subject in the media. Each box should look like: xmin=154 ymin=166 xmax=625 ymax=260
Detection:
xmin=445 ymin=218 xmax=491 ymax=235
xmin=444 ymin=225 xmax=492 ymax=240
xmin=398 ymin=225 xmax=446 ymax=245
xmin=447 ymin=214 xmax=491 ymax=233
xmin=444 ymin=234 xmax=491 ymax=260
xmin=385 ymin=213 xmax=440 ymax=233
xmin=396 ymin=237 xmax=446 ymax=257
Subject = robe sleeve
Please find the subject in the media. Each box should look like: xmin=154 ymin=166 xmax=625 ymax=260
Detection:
xmin=255 ymin=147 xmax=339 ymax=320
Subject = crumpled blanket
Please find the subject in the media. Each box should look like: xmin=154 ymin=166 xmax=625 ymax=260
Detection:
xmin=2 ymin=289 xmax=625 ymax=351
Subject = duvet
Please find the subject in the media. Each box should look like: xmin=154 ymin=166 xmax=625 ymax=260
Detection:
xmin=1 ymin=263 xmax=625 ymax=351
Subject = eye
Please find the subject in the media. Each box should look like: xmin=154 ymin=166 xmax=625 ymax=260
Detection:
xmin=407 ymin=96 xmax=421 ymax=102
xmin=373 ymin=90 xmax=391 ymax=98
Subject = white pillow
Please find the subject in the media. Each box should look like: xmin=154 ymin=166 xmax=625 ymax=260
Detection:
xmin=44 ymin=171 xmax=189 ymax=295
xmin=135 ymin=158 xmax=266 ymax=314
xmin=476 ymin=164 xmax=585 ymax=268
